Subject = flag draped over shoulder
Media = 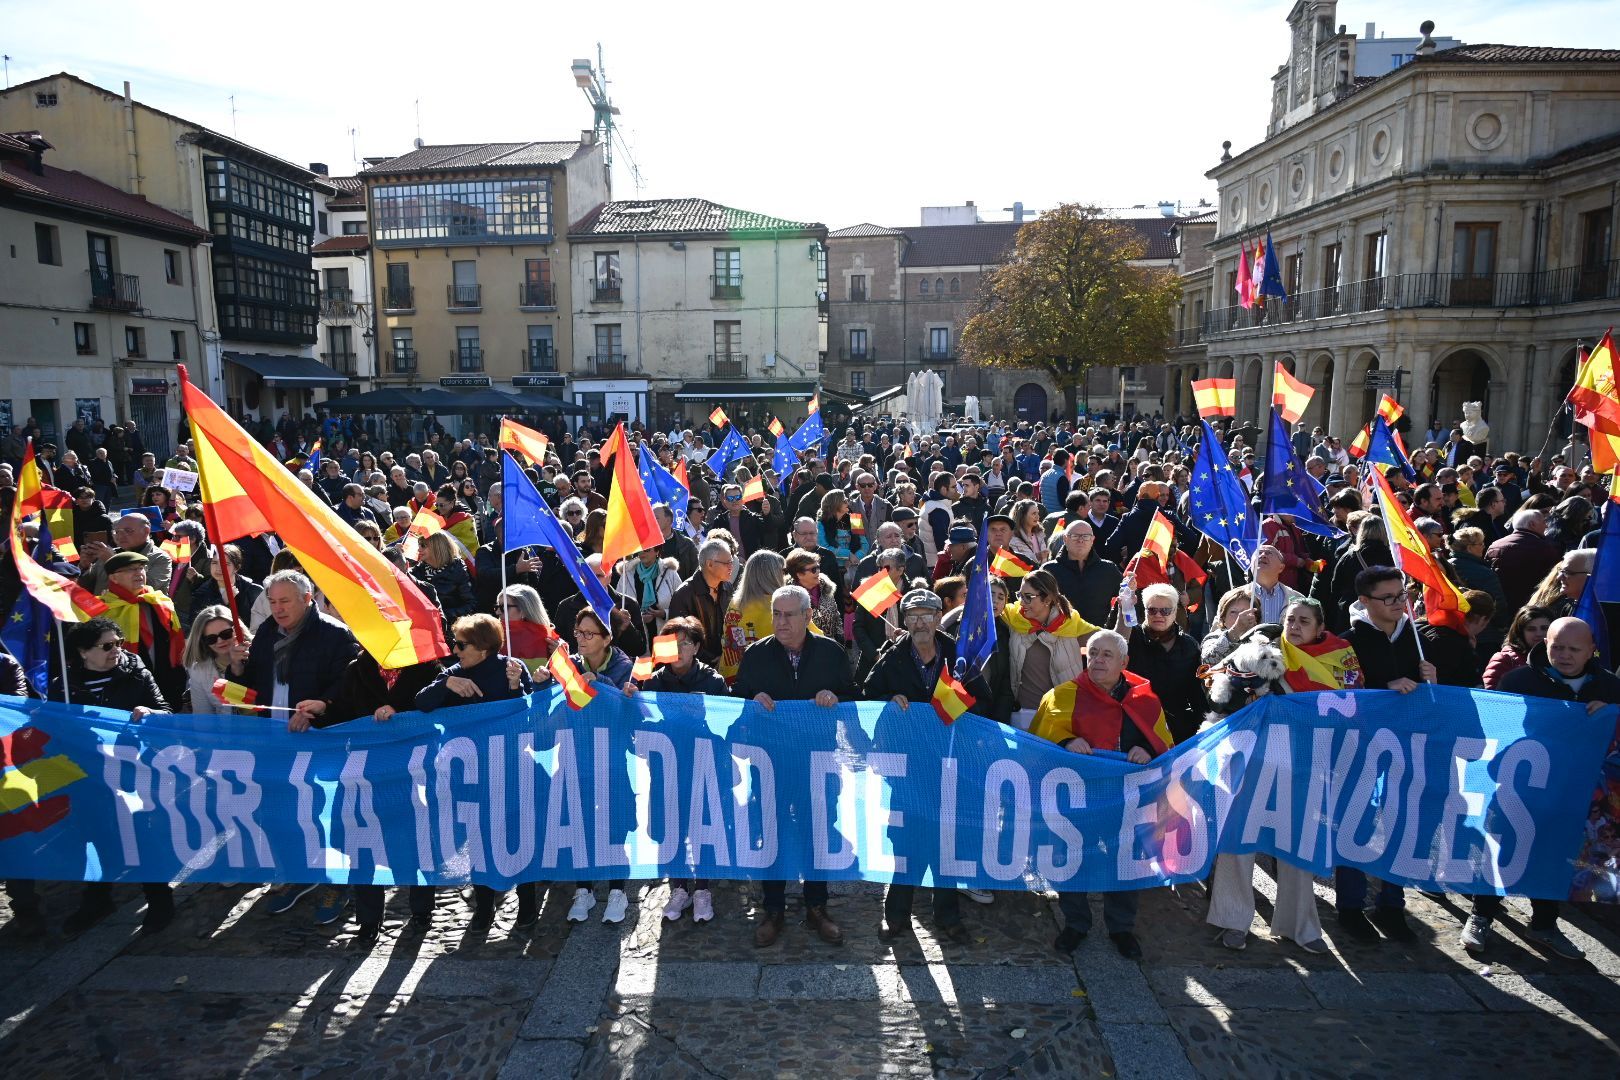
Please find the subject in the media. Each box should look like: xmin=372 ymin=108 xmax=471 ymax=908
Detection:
xmin=1029 ymin=670 xmax=1171 ymax=754
xmin=501 ymin=452 xmax=615 ymax=631
xmin=178 ymin=366 xmax=447 ymax=669
xmin=8 ymin=483 xmax=106 ymax=628
xmin=1000 ymin=602 xmax=1097 ymax=638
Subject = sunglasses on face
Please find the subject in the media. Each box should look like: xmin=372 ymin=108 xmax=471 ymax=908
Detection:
xmin=202 ymin=629 xmax=235 ymax=646
xmin=94 ymin=640 xmax=123 ymax=652
xmin=452 ymin=639 xmax=476 ymax=651
xmin=1145 ymin=606 xmax=1175 ymax=617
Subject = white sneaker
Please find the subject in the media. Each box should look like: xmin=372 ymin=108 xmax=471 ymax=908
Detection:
xmin=692 ymin=889 xmax=714 ymax=923
xmin=664 ymin=887 xmax=692 ymax=921
xmin=603 ymin=888 xmax=629 ymax=924
xmin=567 ymin=888 xmax=596 ymax=922
xmin=959 ymin=887 xmax=994 ymax=905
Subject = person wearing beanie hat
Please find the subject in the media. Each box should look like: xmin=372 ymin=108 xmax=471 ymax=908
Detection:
xmin=933 ymin=522 xmax=979 ymax=583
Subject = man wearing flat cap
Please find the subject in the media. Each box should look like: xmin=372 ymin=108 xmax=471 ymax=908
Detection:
xmin=98 ymin=550 xmax=186 ymax=707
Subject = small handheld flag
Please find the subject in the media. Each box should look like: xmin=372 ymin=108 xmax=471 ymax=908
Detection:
xmin=211 ymin=678 xmax=258 ymax=707
xmin=852 ymin=570 xmax=902 ymax=617
xmin=849 ymin=511 xmax=865 ymax=536
xmin=651 ymin=633 xmax=681 ymax=663
xmin=741 ymin=474 xmax=766 ymax=503
xmin=989 ymin=548 xmax=1034 ymax=578
xmin=548 ymin=648 xmax=599 ymax=709
xmin=709 ymin=406 xmax=730 ymax=429
xmin=767 ymin=416 xmax=785 ymax=438
xmin=630 ymin=655 xmax=657 ymax=681
xmin=930 ymin=668 xmax=976 ymax=725
xmin=1139 ymin=509 xmax=1176 ymax=572
xmin=161 ymin=536 xmax=194 ymax=564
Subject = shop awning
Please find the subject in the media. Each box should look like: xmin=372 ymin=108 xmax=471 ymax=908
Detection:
xmin=673 ymin=380 xmax=818 ymax=401
xmin=818 ymin=385 xmax=871 ymax=405
xmin=224 ymin=352 xmax=350 ymax=388
xmin=855 ymin=385 xmax=905 ymax=411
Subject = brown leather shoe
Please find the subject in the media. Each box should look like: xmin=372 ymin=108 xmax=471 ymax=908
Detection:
xmin=805 ymin=905 xmax=844 ymax=945
xmin=753 ymin=911 xmax=785 ymax=948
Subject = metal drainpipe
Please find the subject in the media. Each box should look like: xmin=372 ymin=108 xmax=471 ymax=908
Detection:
xmin=773 ymin=237 xmax=781 ymax=370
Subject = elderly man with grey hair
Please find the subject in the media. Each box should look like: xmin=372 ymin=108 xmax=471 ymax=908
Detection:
xmin=80 ymin=511 xmax=174 ymax=595
xmin=733 ymin=583 xmax=855 ymax=949
xmin=1486 ymin=506 xmax=1562 ymax=614
xmin=666 ymin=537 xmax=737 ymax=664
xmin=1030 ymin=627 xmax=1173 ymax=962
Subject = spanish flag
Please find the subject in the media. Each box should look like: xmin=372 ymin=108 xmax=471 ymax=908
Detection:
xmin=161 ymin=536 xmax=193 ymax=564
xmin=848 ymin=511 xmax=865 ymax=535
xmin=767 ymin=416 xmax=785 ymax=438
xmin=549 ymin=648 xmax=598 ymax=709
xmin=651 ymin=633 xmax=681 ymax=663
xmin=1001 ymin=602 xmax=1098 ymax=638
xmin=1280 ymin=633 xmax=1362 ymax=692
xmin=1569 ymin=333 xmax=1620 ymax=473
xmin=1029 ymin=668 xmax=1171 ymax=753
xmin=7 ymin=493 xmax=105 ymax=623
xmin=741 ymin=474 xmax=766 ymax=504
xmin=853 ymin=570 xmax=902 ymax=617
xmin=989 ymin=548 xmax=1034 ymax=578
xmin=1348 ymin=423 xmax=1371 ymax=459
xmin=409 ymin=508 xmax=446 ymax=537
xmin=630 ymin=655 xmax=657 ymax=681
xmin=1369 ymin=465 xmax=1469 ymax=617
xmin=1272 ymin=362 xmax=1315 ymax=425
xmin=178 ymin=365 xmax=448 ymax=669
xmin=18 ymin=440 xmax=76 ymax=563
xmin=710 ymin=406 xmax=729 ymax=429
xmin=930 ymin=668 xmax=975 ymax=725
xmin=500 ymin=417 xmax=551 ymax=466
xmin=1376 ymin=393 xmax=1406 ymax=425
xmin=600 ymin=421 xmax=665 ymax=567
xmin=211 ymin=678 xmax=259 ymax=706
xmin=1139 ymin=508 xmax=1176 ymax=573
xmin=672 ymin=459 xmax=691 ymax=492
xmin=1191 ymin=377 xmax=1236 ymax=418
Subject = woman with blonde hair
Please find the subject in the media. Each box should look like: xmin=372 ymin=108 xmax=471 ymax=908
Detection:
xmin=1004 ymin=568 xmax=1098 ymax=730
xmin=718 ymin=549 xmax=790 ymax=681
xmin=419 ymin=530 xmax=475 ymax=629
xmin=497 ymin=584 xmax=561 ymax=671
xmin=183 ymin=604 xmax=250 ymax=715
xmin=1526 ymin=548 xmax=1594 ymax=618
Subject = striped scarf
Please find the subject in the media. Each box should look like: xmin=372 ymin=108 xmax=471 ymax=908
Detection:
xmin=103 ymin=583 xmax=183 ymax=667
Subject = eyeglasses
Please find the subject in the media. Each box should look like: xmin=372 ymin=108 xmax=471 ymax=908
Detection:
xmin=1144 ymin=606 xmax=1175 ymax=617
xmin=1366 ymin=592 xmax=1406 ymax=607
xmin=902 ymin=612 xmax=937 ymax=624
xmin=795 ymin=565 xmax=819 ymax=574
xmin=201 ymin=629 xmax=235 ymax=646
xmin=1017 ymin=591 xmax=1044 ymax=603
xmin=565 ymin=509 xmax=584 ymax=517
xmin=93 ymin=640 xmax=123 ymax=652
xmin=452 ymin=639 xmax=476 ymax=651
xmin=575 ymin=629 xmax=606 ymax=639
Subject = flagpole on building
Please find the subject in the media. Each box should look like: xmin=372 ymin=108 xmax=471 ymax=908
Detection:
xmin=54 ymin=619 xmax=70 ymax=705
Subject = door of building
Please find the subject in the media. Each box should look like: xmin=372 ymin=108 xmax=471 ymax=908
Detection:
xmin=29 ymin=399 xmax=59 ymax=441
xmin=129 ymin=395 xmax=171 ymax=463
xmin=1013 ymin=383 xmax=1047 ymax=422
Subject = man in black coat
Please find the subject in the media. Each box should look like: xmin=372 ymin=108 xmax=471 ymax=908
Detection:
xmin=733 ymin=582 xmax=854 ymax=949
xmin=1473 ymin=618 xmax=1620 ymax=960
xmin=665 ymin=538 xmax=736 ymax=665
xmin=229 ymin=569 xmax=360 ymax=720
xmin=552 ymin=554 xmax=646 ymax=660
xmin=1042 ymin=518 xmax=1122 ymax=628
xmin=1117 ymin=583 xmax=1206 ymax=744
xmin=1417 ymin=590 xmax=1494 ymax=688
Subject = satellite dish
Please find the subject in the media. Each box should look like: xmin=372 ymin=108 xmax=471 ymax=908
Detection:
xmin=413 ymin=137 xmax=426 ymax=149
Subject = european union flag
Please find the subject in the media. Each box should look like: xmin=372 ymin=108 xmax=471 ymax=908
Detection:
xmin=1188 ymin=419 xmax=1259 ymax=571
xmin=1574 ymin=492 xmax=1620 ymax=659
xmin=1364 ymin=416 xmax=1417 ymax=482
xmin=501 ymin=451 xmax=614 ymax=629
xmin=788 ymin=408 xmax=825 ymax=454
xmin=637 ymin=443 xmax=690 ymax=531
xmin=1262 ymin=409 xmax=1345 ymax=540
xmin=1257 ymin=230 xmax=1289 ymax=301
xmin=707 ymin=425 xmax=752 ymax=481
xmin=2 ymin=517 xmax=60 ymax=694
xmin=955 ymin=518 xmax=996 ymax=681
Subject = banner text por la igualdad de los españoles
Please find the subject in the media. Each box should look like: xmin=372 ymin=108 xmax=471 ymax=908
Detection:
xmin=1 ymin=686 xmax=1617 ymax=902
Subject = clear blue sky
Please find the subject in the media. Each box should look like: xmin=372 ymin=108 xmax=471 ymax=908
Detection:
xmin=5 ymin=0 xmax=1614 ymax=228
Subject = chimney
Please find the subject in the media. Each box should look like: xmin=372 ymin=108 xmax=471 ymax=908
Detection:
xmin=1415 ymin=20 xmax=1437 ymax=56
xmin=581 ymin=129 xmax=596 ymax=146
xmin=308 ymin=162 xmax=329 ymax=175
xmin=1365 ymin=21 xmax=1375 ymax=39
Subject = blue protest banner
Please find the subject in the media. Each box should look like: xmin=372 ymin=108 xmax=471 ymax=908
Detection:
xmin=0 ymin=688 xmax=1609 ymax=900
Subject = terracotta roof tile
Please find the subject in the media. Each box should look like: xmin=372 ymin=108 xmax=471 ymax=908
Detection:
xmin=569 ymin=198 xmax=820 ymax=236
xmin=1411 ymin=44 xmax=1620 ymax=65
xmin=313 ymin=234 xmax=369 ymax=255
xmin=829 ymin=223 xmax=903 ymax=238
xmin=0 ymin=159 xmax=206 ymax=239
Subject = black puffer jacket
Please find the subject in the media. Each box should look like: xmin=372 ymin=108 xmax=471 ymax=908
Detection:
xmin=48 ymin=651 xmax=169 ymax=712
xmin=420 ymin=558 xmax=475 ymax=628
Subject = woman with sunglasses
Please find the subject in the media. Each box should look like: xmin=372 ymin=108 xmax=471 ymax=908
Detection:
xmin=1003 ymin=568 xmax=1097 ymax=731
xmin=414 ymin=613 xmax=534 ymax=927
xmin=183 ymin=605 xmax=253 ymax=715
xmin=533 ymin=607 xmax=635 ymax=924
xmin=457 ymin=476 xmax=485 ymax=518
xmin=785 ymin=548 xmax=842 ymax=641
xmin=498 ymin=584 xmax=562 ymax=672
xmin=557 ymin=497 xmax=588 ymax=537
xmin=51 ymin=616 xmax=175 ymax=937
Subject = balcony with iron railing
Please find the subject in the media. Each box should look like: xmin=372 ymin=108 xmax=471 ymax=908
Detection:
xmin=321 ymin=351 xmax=359 ymax=376
xmin=447 ymin=284 xmax=482 ymax=311
xmin=587 ymin=353 xmax=636 ymax=376
xmin=593 ymin=280 xmax=622 ymax=303
xmin=1202 ymin=260 xmax=1620 ymax=339
xmin=451 ymin=347 xmax=483 ymax=373
xmin=709 ymin=353 xmax=748 ymax=378
xmin=387 ymin=348 xmax=417 ymax=374
xmin=523 ymin=345 xmax=558 ymax=373
xmin=320 ymin=289 xmax=357 ymax=319
xmin=89 ymin=269 xmax=141 ymax=312
xmin=1170 ymin=324 xmax=1206 ymax=348
xmin=838 ymin=346 xmax=877 ymax=362
xmin=712 ymin=276 xmax=743 ymax=300
xmin=918 ymin=345 xmax=957 ymax=363
xmin=519 ymin=282 xmax=556 ymax=309
xmin=383 ymin=285 xmax=415 ymax=313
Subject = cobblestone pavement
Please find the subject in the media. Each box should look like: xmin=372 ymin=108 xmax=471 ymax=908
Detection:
xmin=4 ymin=862 xmax=1620 ymax=1077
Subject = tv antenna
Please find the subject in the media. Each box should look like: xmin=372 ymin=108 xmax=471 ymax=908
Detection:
xmin=3 ymin=57 xmax=11 ymax=90
xmin=571 ymin=45 xmax=643 ymax=195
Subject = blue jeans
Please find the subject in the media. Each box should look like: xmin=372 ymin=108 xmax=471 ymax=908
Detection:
xmin=1335 ymin=867 xmax=1404 ymax=913
xmin=1058 ymin=889 xmax=1139 ymax=935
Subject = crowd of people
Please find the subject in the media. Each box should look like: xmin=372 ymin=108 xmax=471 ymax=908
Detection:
xmin=1 ymin=403 xmax=1614 ymax=966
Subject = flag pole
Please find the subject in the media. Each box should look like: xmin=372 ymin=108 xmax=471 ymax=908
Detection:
xmin=54 ymin=618 xmax=70 ymax=705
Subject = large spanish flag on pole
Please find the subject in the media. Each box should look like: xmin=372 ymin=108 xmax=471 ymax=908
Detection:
xmin=1369 ymin=464 xmax=1469 ymax=620
xmin=599 ymin=421 xmax=664 ymax=568
xmin=18 ymin=440 xmax=77 ymax=563
xmin=177 ymin=366 xmax=448 ymax=668
xmin=8 ymin=494 xmax=106 ymax=623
